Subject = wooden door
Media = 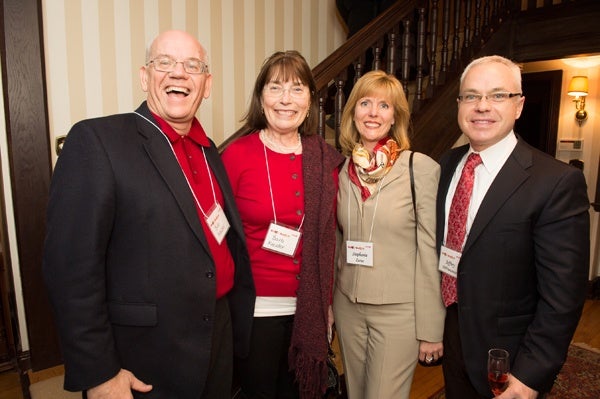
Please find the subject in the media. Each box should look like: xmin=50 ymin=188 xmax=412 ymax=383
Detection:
xmin=1 ymin=0 xmax=61 ymax=371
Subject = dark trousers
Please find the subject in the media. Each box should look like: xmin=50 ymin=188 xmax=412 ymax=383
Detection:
xmin=234 ymin=315 xmax=299 ymax=399
xmin=443 ymin=304 xmax=548 ymax=399
xmin=201 ymin=296 xmax=234 ymax=399
xmin=442 ymin=304 xmax=488 ymax=399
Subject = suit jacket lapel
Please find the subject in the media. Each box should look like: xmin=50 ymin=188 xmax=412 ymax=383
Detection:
xmin=439 ymin=147 xmax=468 ymax=197
xmin=462 ymin=140 xmax=532 ymax=254
xmin=378 ymin=150 xmax=407 ymax=190
xmin=133 ymin=103 xmax=212 ymax=258
xmin=437 ymin=146 xmax=469 ymax=249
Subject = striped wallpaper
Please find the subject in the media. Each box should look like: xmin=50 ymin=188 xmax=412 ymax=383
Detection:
xmin=41 ymin=0 xmax=346 ymax=164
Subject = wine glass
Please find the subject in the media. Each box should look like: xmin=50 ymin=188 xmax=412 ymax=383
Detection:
xmin=488 ymin=348 xmax=510 ymax=396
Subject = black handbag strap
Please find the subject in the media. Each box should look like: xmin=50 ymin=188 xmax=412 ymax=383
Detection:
xmin=409 ymin=151 xmax=416 ymax=228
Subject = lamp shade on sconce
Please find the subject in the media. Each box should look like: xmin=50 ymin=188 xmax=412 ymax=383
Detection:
xmin=568 ymin=76 xmax=589 ymax=96
xmin=567 ymin=76 xmax=589 ymax=126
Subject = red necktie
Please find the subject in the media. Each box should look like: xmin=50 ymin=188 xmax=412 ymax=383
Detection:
xmin=441 ymin=153 xmax=482 ymax=306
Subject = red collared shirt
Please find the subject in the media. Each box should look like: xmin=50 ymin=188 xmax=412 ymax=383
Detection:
xmin=152 ymin=113 xmax=234 ymax=298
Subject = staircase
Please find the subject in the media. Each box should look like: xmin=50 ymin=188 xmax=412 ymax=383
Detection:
xmin=221 ymin=0 xmax=600 ymax=160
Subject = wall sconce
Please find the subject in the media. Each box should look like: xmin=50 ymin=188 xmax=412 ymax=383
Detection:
xmin=567 ymin=76 xmax=589 ymax=126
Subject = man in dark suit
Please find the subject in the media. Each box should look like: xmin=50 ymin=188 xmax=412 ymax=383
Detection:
xmin=436 ymin=55 xmax=589 ymax=399
xmin=43 ymin=30 xmax=255 ymax=399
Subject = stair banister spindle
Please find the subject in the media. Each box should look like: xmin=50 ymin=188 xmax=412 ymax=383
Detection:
xmin=401 ymin=18 xmax=411 ymax=99
xmin=463 ymin=0 xmax=472 ymax=54
xmin=354 ymin=53 xmax=365 ymax=83
xmin=474 ymin=0 xmax=482 ymax=43
xmin=427 ymin=0 xmax=439 ymax=95
xmin=387 ymin=26 xmax=399 ymax=76
xmin=372 ymin=39 xmax=384 ymax=71
xmin=317 ymin=92 xmax=326 ymax=139
xmin=492 ymin=0 xmax=499 ymax=22
xmin=439 ymin=0 xmax=451 ymax=84
xmin=334 ymin=76 xmax=346 ymax=150
xmin=450 ymin=0 xmax=461 ymax=71
xmin=415 ymin=7 xmax=427 ymax=107
xmin=483 ymin=0 xmax=491 ymax=36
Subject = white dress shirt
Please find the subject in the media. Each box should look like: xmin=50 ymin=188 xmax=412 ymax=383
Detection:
xmin=443 ymin=132 xmax=518 ymax=247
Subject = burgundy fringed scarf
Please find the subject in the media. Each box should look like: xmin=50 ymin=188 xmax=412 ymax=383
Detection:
xmin=288 ymin=135 xmax=344 ymax=399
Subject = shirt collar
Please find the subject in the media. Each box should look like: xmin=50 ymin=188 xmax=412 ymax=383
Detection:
xmin=468 ymin=131 xmax=517 ymax=174
xmin=151 ymin=112 xmax=210 ymax=147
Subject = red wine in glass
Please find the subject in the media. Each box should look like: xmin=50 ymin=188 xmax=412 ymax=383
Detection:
xmin=488 ymin=348 xmax=509 ymax=396
xmin=488 ymin=371 xmax=509 ymax=395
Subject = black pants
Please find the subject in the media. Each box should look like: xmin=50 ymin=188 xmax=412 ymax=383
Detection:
xmin=443 ymin=304 xmax=548 ymax=399
xmin=442 ymin=304 xmax=488 ymax=399
xmin=234 ymin=315 xmax=299 ymax=399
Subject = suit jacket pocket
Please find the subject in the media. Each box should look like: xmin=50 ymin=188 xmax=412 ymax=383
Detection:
xmin=108 ymin=302 xmax=157 ymax=326
xmin=497 ymin=313 xmax=534 ymax=335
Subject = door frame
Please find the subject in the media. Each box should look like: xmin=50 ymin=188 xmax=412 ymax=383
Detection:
xmin=0 ymin=0 xmax=61 ymax=373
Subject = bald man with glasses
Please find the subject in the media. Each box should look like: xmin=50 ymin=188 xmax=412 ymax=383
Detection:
xmin=44 ymin=30 xmax=255 ymax=399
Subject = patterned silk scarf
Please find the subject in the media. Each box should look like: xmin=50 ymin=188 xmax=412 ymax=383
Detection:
xmin=349 ymin=137 xmax=401 ymax=201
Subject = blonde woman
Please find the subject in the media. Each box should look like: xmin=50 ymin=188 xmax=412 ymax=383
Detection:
xmin=333 ymin=70 xmax=445 ymax=398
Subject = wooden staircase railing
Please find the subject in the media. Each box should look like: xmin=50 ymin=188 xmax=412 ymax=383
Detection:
xmin=220 ymin=0 xmax=584 ymax=159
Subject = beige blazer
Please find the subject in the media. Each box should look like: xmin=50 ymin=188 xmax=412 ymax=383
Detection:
xmin=335 ymin=150 xmax=445 ymax=341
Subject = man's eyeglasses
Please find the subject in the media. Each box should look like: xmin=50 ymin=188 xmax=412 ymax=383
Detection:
xmin=457 ymin=92 xmax=522 ymax=104
xmin=263 ymin=83 xmax=308 ymax=99
xmin=147 ymin=56 xmax=209 ymax=74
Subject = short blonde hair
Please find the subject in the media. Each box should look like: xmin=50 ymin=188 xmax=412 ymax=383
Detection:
xmin=339 ymin=70 xmax=411 ymax=156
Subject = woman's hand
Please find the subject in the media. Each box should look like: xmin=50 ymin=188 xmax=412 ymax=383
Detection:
xmin=327 ymin=305 xmax=334 ymax=343
xmin=419 ymin=341 xmax=443 ymax=364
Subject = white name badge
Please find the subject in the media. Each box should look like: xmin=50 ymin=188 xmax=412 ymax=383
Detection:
xmin=438 ymin=245 xmax=462 ymax=278
xmin=205 ymin=203 xmax=230 ymax=244
xmin=346 ymin=240 xmax=374 ymax=267
xmin=262 ymin=222 xmax=302 ymax=257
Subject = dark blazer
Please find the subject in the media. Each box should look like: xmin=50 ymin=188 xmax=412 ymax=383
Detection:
xmin=43 ymin=102 xmax=255 ymax=399
xmin=436 ymin=138 xmax=589 ymax=395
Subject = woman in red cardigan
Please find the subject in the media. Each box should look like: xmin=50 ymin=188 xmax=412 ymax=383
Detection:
xmin=222 ymin=51 xmax=344 ymax=399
